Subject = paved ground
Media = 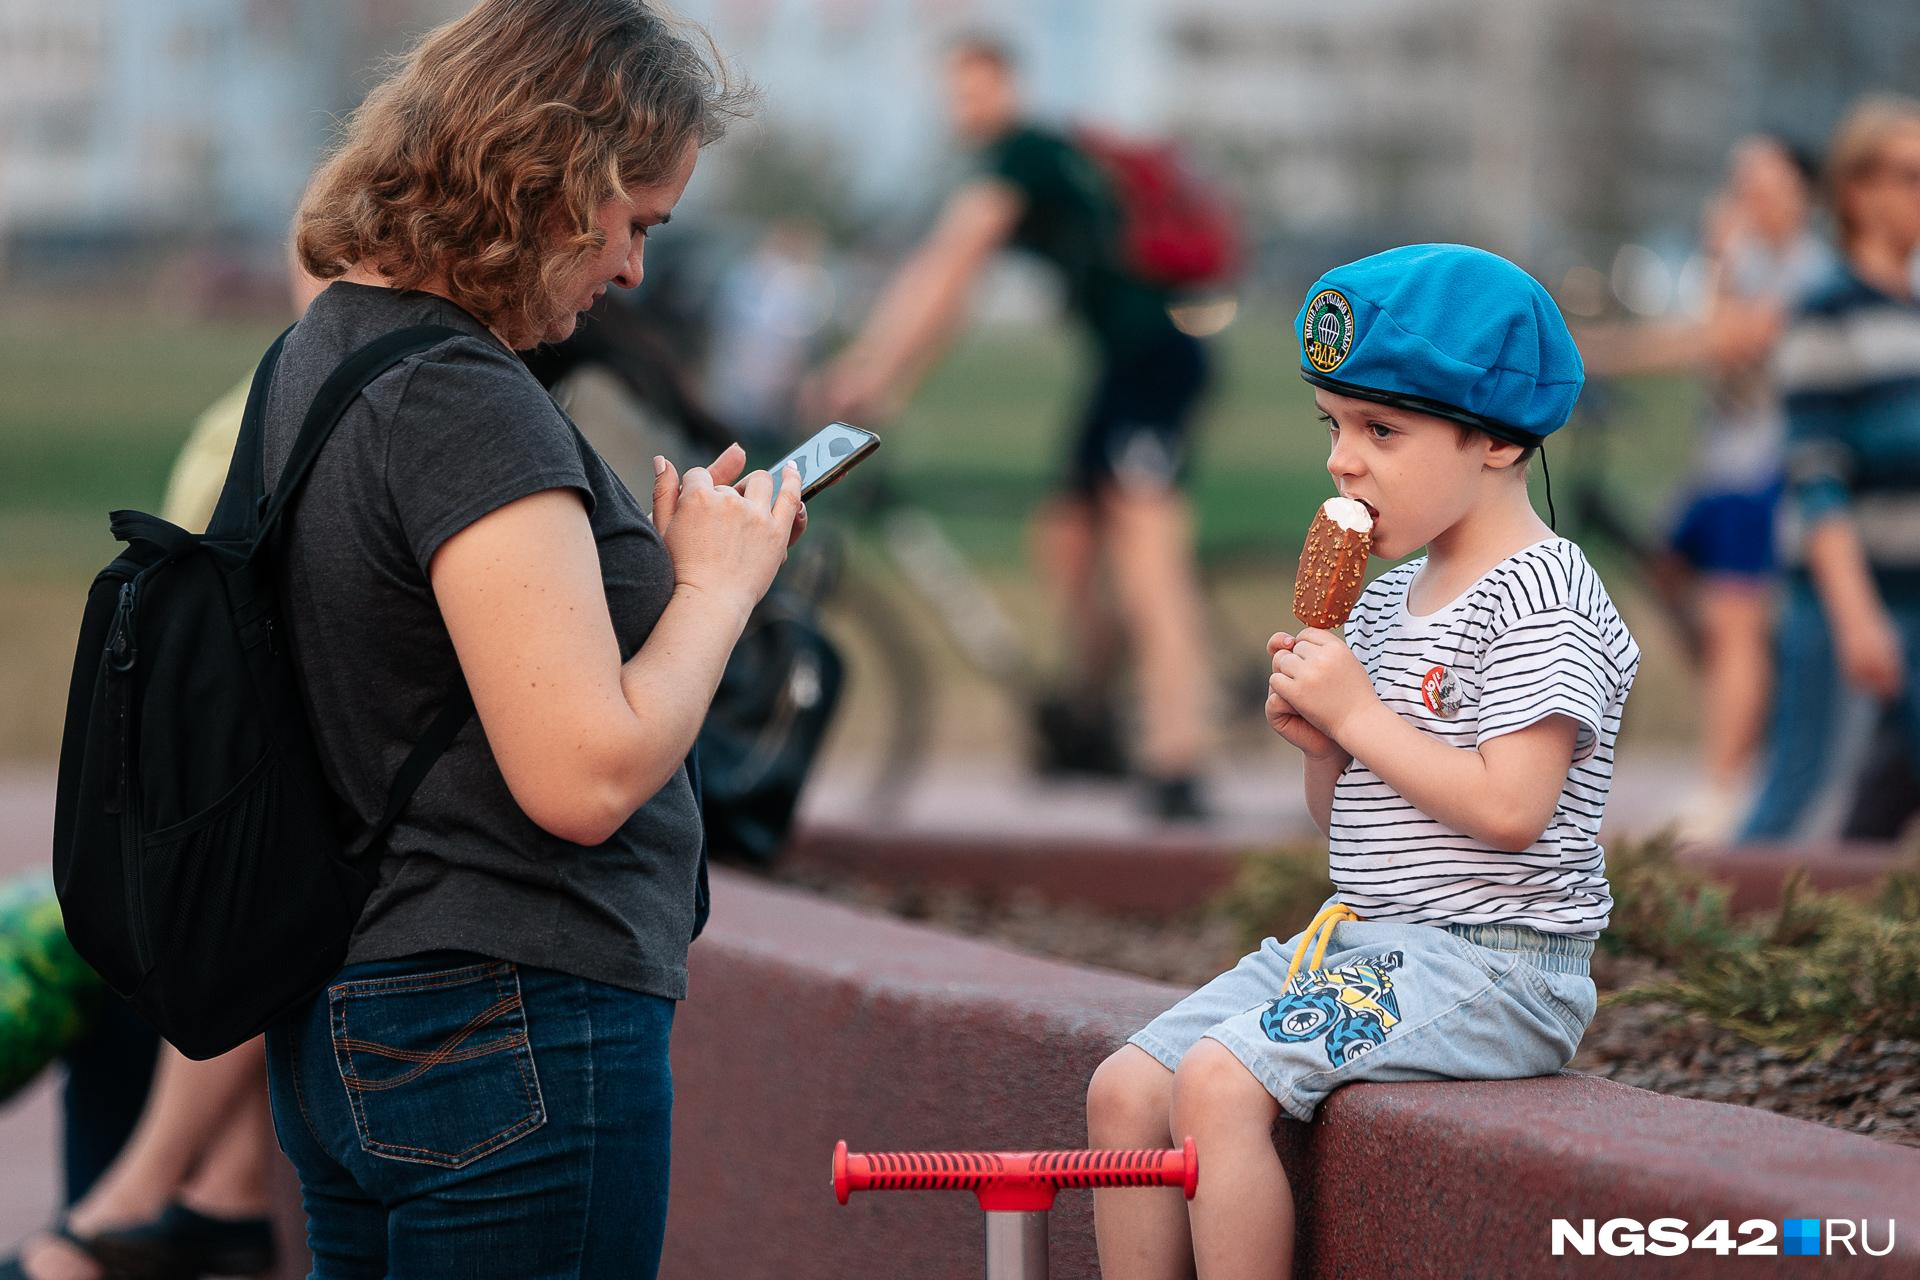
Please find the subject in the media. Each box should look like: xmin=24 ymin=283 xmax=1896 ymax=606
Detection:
xmin=792 ymin=742 xmax=1705 ymax=845
xmin=0 ymin=748 xmax=1707 ymax=1254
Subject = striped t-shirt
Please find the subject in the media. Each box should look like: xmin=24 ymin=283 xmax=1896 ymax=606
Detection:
xmin=1331 ymin=539 xmax=1640 ymax=938
xmin=1772 ymin=264 xmax=1920 ymax=604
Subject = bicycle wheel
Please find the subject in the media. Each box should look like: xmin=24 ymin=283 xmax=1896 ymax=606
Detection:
xmin=813 ymin=539 xmax=938 ymax=819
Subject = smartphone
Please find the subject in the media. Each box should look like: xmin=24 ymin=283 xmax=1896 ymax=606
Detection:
xmin=771 ymin=421 xmax=881 ymax=501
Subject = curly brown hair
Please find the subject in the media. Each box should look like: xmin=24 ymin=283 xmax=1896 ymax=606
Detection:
xmin=296 ymin=0 xmax=752 ymax=348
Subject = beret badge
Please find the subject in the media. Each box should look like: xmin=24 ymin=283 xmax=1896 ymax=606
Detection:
xmin=1302 ymin=288 xmax=1354 ymax=374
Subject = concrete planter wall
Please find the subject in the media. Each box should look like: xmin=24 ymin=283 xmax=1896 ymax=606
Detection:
xmin=664 ymin=870 xmax=1920 ymax=1279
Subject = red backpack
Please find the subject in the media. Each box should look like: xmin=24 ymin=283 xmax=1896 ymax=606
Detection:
xmin=1071 ymin=126 xmax=1244 ymax=291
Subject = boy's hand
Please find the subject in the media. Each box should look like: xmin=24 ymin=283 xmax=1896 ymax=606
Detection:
xmin=1266 ymin=633 xmax=1343 ymax=758
xmin=1270 ymin=627 xmax=1378 ymax=746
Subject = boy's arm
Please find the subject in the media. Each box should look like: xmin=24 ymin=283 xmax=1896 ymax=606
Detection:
xmin=1273 ymin=627 xmax=1580 ymax=852
xmin=1330 ymin=703 xmax=1579 ymax=851
xmin=1303 ymin=748 xmax=1352 ymax=837
xmin=1267 ymin=631 xmax=1352 ymax=836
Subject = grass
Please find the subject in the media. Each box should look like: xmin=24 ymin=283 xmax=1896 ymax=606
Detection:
xmin=0 ymin=308 xmax=286 ymax=577
xmin=0 ymin=294 xmax=1704 ymax=761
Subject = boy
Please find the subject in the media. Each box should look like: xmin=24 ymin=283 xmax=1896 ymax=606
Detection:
xmin=1086 ymin=244 xmax=1639 ymax=1280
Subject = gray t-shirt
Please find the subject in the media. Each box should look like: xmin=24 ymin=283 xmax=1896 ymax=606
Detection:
xmin=262 ymin=282 xmax=702 ymax=1001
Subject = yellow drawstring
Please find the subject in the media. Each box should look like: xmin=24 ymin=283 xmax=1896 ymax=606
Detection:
xmin=1285 ymin=901 xmax=1361 ymax=989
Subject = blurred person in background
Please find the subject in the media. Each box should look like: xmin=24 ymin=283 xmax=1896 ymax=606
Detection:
xmin=1579 ymin=136 xmax=1830 ymax=841
xmin=258 ymin=1 xmax=797 ymax=1275
xmin=1741 ymin=96 xmax=1920 ymax=842
xmin=813 ymin=35 xmax=1217 ymax=821
xmin=702 ymin=219 xmax=833 ymax=447
xmin=0 ymin=255 xmax=329 ymax=1280
xmin=1 ymin=1042 xmax=277 ymax=1280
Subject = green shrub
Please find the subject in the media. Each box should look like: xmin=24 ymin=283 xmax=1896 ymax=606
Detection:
xmin=1604 ymin=838 xmax=1920 ymax=1050
xmin=1599 ymin=833 xmax=1750 ymax=966
xmin=1215 ymin=846 xmax=1334 ymax=952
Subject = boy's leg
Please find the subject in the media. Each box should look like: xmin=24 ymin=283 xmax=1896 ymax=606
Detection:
xmin=1100 ymin=918 xmax=1322 ymax=1280
xmin=1171 ymin=1040 xmax=1291 ymax=1280
xmin=1087 ymin=1046 xmax=1192 ymax=1280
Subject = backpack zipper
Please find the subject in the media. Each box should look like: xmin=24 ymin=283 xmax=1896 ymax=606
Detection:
xmin=102 ymin=575 xmax=152 ymax=973
xmin=106 ymin=579 xmax=139 ymax=672
xmin=103 ymin=578 xmax=137 ymax=814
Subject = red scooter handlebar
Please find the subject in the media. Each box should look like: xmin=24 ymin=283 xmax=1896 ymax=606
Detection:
xmin=833 ymin=1138 xmax=1198 ymax=1212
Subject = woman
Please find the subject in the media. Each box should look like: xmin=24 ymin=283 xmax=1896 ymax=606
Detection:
xmin=1742 ymin=96 xmax=1920 ymax=840
xmin=262 ymin=3 xmax=795 ymax=1276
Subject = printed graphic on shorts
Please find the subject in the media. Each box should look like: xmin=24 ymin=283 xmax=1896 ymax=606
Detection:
xmin=1260 ymin=950 xmax=1403 ymax=1067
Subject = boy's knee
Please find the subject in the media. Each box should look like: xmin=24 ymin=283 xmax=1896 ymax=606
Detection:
xmin=1171 ymin=1037 xmax=1277 ymax=1131
xmin=1087 ymin=1045 xmax=1174 ymax=1144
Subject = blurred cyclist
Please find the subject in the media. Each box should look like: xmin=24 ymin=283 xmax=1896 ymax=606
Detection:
xmin=814 ymin=35 xmax=1216 ymax=819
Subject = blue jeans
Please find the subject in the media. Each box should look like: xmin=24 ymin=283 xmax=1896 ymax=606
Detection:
xmin=265 ymin=952 xmax=675 ymax=1279
xmin=1741 ymin=583 xmax=1920 ymax=839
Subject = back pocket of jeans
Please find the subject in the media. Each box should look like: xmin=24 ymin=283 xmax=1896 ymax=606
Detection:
xmin=328 ymin=960 xmax=546 ymax=1168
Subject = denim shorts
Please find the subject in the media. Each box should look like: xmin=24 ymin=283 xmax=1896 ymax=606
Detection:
xmin=265 ymin=951 xmax=676 ymax=1279
xmin=1129 ymin=906 xmax=1596 ymax=1122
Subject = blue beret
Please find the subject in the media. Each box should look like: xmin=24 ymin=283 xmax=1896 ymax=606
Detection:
xmin=1295 ymin=244 xmax=1583 ymax=443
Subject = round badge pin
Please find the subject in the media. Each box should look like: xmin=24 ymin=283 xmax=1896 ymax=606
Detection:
xmin=1420 ymin=665 xmax=1460 ymax=718
xmin=1302 ymin=289 xmax=1355 ymax=373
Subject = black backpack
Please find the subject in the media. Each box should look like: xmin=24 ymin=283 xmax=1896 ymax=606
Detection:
xmin=51 ymin=324 xmax=474 ymax=1060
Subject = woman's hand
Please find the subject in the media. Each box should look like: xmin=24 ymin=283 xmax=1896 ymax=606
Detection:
xmin=651 ymin=443 xmax=804 ymax=621
xmin=1266 ymin=632 xmax=1343 ymax=758
xmin=1269 ymin=627 xmax=1378 ymax=749
xmin=1834 ymin=605 xmax=1905 ymax=700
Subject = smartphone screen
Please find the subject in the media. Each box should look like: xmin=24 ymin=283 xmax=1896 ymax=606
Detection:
xmin=772 ymin=422 xmax=881 ymax=500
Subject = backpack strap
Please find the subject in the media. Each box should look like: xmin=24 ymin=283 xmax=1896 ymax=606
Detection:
xmin=241 ymin=321 xmax=475 ymax=860
xmin=206 ymin=325 xmax=293 ymax=539
xmin=250 ymin=323 xmax=466 ymax=555
xmin=347 ymin=686 xmax=477 ymax=861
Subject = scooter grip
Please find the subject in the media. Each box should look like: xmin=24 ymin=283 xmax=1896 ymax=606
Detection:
xmin=833 ymin=1138 xmax=1197 ymax=1210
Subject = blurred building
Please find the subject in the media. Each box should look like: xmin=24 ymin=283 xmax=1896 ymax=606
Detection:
xmin=1163 ymin=0 xmax=1920 ymax=272
xmin=0 ymin=0 xmax=465 ymax=255
xmin=675 ymin=0 xmax=1165 ymax=221
xmin=3 ymin=0 xmax=1918 ymax=284
xmin=690 ymin=0 xmax=1920 ymax=282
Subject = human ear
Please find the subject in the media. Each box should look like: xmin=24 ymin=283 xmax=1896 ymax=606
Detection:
xmin=1484 ymin=438 xmax=1525 ymax=473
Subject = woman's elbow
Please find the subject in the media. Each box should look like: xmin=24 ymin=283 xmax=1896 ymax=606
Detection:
xmin=510 ymin=749 xmax=675 ymax=847
xmin=515 ymin=783 xmax=626 ymax=847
